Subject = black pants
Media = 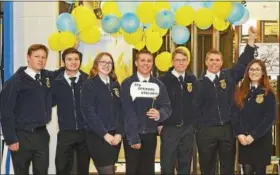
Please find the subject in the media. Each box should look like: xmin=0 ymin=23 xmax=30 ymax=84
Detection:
xmin=160 ymin=125 xmax=194 ymax=175
xmin=123 ymin=133 xmax=157 ymax=175
xmin=196 ymin=123 xmax=235 ymax=175
xmin=55 ymin=130 xmax=90 ymax=175
xmin=242 ymin=164 xmax=266 ymax=175
xmin=11 ymin=128 xmax=49 ymax=175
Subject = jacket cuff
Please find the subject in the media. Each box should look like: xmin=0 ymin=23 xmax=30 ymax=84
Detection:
xmin=5 ymin=137 xmax=19 ymax=145
xmin=128 ymin=136 xmax=141 ymax=145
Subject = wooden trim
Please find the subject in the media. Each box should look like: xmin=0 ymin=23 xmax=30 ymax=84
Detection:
xmin=212 ymin=28 xmax=219 ymax=50
xmin=234 ymin=26 xmax=240 ymax=63
xmin=257 ymin=20 xmax=262 ymax=42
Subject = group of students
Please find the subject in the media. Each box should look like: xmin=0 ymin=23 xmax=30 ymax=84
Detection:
xmin=0 ymin=26 xmax=277 ymax=175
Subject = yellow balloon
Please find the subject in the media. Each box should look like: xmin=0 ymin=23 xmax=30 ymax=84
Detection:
xmin=213 ymin=17 xmax=230 ymax=31
xmin=123 ymin=29 xmax=144 ymax=45
xmin=153 ymin=1 xmax=171 ymax=13
xmin=136 ymin=2 xmax=155 ymax=24
xmin=101 ymin=1 xmax=122 ymax=17
xmin=176 ymin=46 xmax=191 ymax=64
xmin=146 ymin=23 xmax=168 ymax=37
xmin=155 ymin=52 xmax=172 ymax=72
xmin=48 ymin=32 xmax=62 ymax=51
xmin=59 ymin=32 xmax=77 ymax=50
xmin=194 ymin=8 xmax=213 ymax=29
xmin=146 ymin=32 xmax=163 ymax=53
xmin=212 ymin=2 xmax=232 ymax=19
xmin=175 ymin=6 xmax=195 ymax=26
xmin=79 ymin=27 xmax=101 ymax=44
xmin=71 ymin=6 xmax=97 ymax=32
xmin=134 ymin=41 xmax=145 ymax=51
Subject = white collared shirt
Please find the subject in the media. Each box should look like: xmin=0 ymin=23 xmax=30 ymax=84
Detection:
xmin=25 ymin=67 xmax=40 ymax=80
xmin=250 ymin=83 xmax=258 ymax=89
xmin=171 ymin=69 xmax=185 ymax=80
xmin=205 ymin=70 xmax=221 ymax=82
xmin=99 ymin=75 xmax=110 ymax=85
xmin=137 ymin=72 xmax=150 ymax=82
xmin=64 ymin=71 xmax=81 ymax=86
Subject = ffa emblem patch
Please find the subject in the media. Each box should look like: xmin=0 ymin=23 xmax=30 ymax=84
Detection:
xmin=220 ymin=79 xmax=227 ymax=89
xmin=46 ymin=78 xmax=50 ymax=88
xmin=186 ymin=83 xmax=192 ymax=92
xmin=256 ymin=94 xmax=264 ymax=104
xmin=113 ymin=88 xmax=120 ymax=97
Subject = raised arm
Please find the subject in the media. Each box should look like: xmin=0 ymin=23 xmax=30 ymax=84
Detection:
xmin=229 ymin=26 xmax=257 ymax=84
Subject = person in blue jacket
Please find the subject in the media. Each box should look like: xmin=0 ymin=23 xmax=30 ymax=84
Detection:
xmin=120 ymin=50 xmax=172 ymax=175
xmin=234 ymin=59 xmax=277 ymax=174
xmin=158 ymin=47 xmax=196 ymax=175
xmin=0 ymin=44 xmax=62 ymax=174
xmin=81 ymin=52 xmax=123 ymax=175
xmin=193 ymin=26 xmax=257 ymax=175
xmin=51 ymin=48 xmax=90 ymax=175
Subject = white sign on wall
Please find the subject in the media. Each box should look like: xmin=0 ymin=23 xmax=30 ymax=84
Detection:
xmin=239 ymin=43 xmax=279 ymax=76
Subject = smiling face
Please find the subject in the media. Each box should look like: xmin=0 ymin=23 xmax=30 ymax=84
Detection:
xmin=172 ymin=53 xmax=189 ymax=73
xmin=27 ymin=49 xmax=47 ymax=72
xmin=97 ymin=55 xmax=113 ymax=76
xmin=248 ymin=62 xmax=263 ymax=84
xmin=205 ymin=53 xmax=223 ymax=74
xmin=135 ymin=53 xmax=153 ymax=77
xmin=64 ymin=53 xmax=81 ymax=72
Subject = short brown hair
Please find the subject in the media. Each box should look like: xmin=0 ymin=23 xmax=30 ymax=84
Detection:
xmin=27 ymin=44 xmax=49 ymax=57
xmin=135 ymin=50 xmax=153 ymax=61
xmin=172 ymin=48 xmax=188 ymax=60
xmin=205 ymin=49 xmax=223 ymax=60
xmin=62 ymin=47 xmax=83 ymax=63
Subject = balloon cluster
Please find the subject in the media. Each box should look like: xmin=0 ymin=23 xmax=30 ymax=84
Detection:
xmin=49 ymin=5 xmax=99 ymax=51
xmin=49 ymin=1 xmax=249 ymax=53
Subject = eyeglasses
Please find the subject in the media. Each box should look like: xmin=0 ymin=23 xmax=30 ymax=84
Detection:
xmin=174 ymin=59 xmax=188 ymax=63
xmin=249 ymin=68 xmax=262 ymax=73
xmin=98 ymin=61 xmax=113 ymax=66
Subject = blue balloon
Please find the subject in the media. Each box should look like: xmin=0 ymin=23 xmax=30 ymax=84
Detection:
xmin=102 ymin=15 xmax=121 ymax=34
xmin=233 ymin=7 xmax=249 ymax=26
xmin=156 ymin=10 xmax=175 ymax=29
xmin=188 ymin=2 xmax=205 ymax=10
xmin=203 ymin=1 xmax=213 ymax=8
xmin=56 ymin=13 xmax=77 ymax=34
xmin=171 ymin=2 xmax=188 ymax=12
xmin=227 ymin=3 xmax=245 ymax=23
xmin=65 ymin=0 xmax=75 ymax=4
xmin=117 ymin=1 xmax=139 ymax=15
xmin=120 ymin=13 xmax=140 ymax=33
xmin=171 ymin=25 xmax=190 ymax=44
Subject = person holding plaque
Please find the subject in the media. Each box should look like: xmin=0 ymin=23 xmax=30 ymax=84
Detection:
xmin=120 ymin=50 xmax=171 ymax=175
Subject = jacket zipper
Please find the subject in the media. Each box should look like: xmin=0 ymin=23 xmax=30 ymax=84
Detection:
xmin=72 ymin=88 xmax=78 ymax=130
xmin=214 ymin=84 xmax=223 ymax=125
